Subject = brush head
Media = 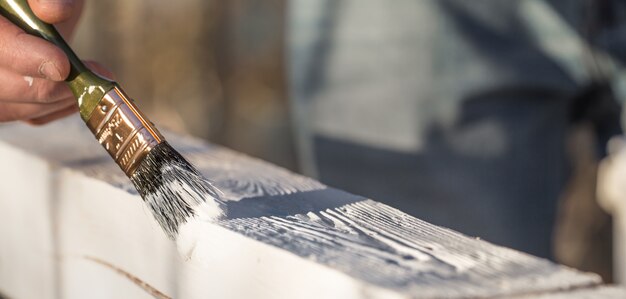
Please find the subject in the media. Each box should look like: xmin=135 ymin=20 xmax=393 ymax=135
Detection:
xmin=84 ymin=86 xmax=224 ymax=240
xmin=130 ymin=142 xmax=226 ymax=239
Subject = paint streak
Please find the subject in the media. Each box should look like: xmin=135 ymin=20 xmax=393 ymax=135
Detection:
xmin=219 ymin=200 xmax=596 ymax=297
xmin=182 ymin=148 xmax=325 ymax=201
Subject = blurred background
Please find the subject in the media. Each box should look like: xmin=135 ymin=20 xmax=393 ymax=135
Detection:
xmin=73 ymin=0 xmax=296 ymax=170
xmin=70 ymin=0 xmax=624 ymax=283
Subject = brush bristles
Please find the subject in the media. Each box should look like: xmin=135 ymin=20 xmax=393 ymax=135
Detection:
xmin=130 ymin=142 xmax=226 ymax=239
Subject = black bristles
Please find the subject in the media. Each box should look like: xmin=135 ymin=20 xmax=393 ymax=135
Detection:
xmin=130 ymin=142 xmax=225 ymax=239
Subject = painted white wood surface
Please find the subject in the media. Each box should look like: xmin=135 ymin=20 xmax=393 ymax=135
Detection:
xmin=0 ymin=142 xmax=58 ymax=299
xmin=0 ymin=117 xmax=616 ymax=298
xmin=515 ymin=286 xmax=626 ymax=299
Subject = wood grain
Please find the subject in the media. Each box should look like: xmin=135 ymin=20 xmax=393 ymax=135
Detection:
xmin=222 ymin=199 xmax=599 ymax=298
xmin=0 ymin=118 xmax=612 ymax=298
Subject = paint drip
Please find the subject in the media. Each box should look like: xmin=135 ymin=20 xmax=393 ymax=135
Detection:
xmin=130 ymin=142 xmax=226 ymax=242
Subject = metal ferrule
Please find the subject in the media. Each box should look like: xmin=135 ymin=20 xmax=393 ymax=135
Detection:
xmin=86 ymin=87 xmax=164 ymax=176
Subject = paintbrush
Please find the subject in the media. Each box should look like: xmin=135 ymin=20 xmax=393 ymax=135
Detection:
xmin=0 ymin=0 xmax=226 ymax=241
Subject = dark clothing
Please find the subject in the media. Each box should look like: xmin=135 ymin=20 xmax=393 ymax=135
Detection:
xmin=289 ymin=0 xmax=623 ymax=258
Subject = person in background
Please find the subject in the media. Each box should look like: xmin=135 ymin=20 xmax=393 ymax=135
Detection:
xmin=288 ymin=0 xmax=625 ymax=259
xmin=1 ymin=0 xmax=623 ymax=260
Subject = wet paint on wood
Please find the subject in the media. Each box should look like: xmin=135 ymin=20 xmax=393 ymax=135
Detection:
xmin=0 ymin=117 xmax=612 ymax=298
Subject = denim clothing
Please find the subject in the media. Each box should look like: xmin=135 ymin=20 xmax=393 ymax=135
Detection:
xmin=288 ymin=0 xmax=623 ymax=258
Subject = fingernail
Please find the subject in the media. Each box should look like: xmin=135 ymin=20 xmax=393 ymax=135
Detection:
xmin=39 ymin=61 xmax=63 ymax=81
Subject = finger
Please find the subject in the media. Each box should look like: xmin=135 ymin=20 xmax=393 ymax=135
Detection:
xmin=0 ymin=59 xmax=113 ymax=105
xmin=53 ymin=0 xmax=84 ymax=40
xmin=28 ymin=0 xmax=79 ymax=25
xmin=24 ymin=101 xmax=78 ymax=125
xmin=0 ymin=17 xmax=70 ymax=80
xmin=0 ymin=97 xmax=74 ymax=122
xmin=0 ymin=67 xmax=73 ymax=103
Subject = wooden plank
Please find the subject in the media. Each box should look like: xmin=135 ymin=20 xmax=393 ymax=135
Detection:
xmin=0 ymin=117 xmax=603 ymax=298
xmin=0 ymin=138 xmax=58 ymax=299
xmin=514 ymin=286 xmax=626 ymax=298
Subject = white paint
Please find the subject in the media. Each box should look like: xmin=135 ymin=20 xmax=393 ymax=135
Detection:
xmin=0 ymin=118 xmax=608 ymax=298
xmin=0 ymin=143 xmax=58 ymax=299
xmin=175 ymin=221 xmax=405 ymax=299
xmin=176 ymin=219 xmax=215 ymax=265
xmin=158 ymin=166 xmax=225 ymax=221
xmin=77 ymin=85 xmax=105 ymax=107
xmin=58 ymin=174 xmax=177 ymax=299
xmin=136 ymin=160 xmax=226 ymax=239
xmin=516 ymin=286 xmax=626 ymax=299
xmin=181 ymin=147 xmax=325 ymax=202
xmin=57 ymin=170 xmax=402 ymax=299
xmin=23 ymin=76 xmax=34 ymax=87
xmin=176 ymin=201 xmax=225 ymax=262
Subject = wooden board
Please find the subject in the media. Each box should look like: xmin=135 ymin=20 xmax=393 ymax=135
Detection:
xmin=0 ymin=117 xmax=610 ymax=298
xmin=515 ymin=286 xmax=626 ymax=299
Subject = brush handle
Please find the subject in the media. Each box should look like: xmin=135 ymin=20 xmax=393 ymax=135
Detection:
xmin=0 ymin=0 xmax=114 ymax=120
xmin=0 ymin=0 xmax=164 ymax=176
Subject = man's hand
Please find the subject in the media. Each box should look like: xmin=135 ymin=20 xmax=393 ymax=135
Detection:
xmin=0 ymin=0 xmax=110 ymax=125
